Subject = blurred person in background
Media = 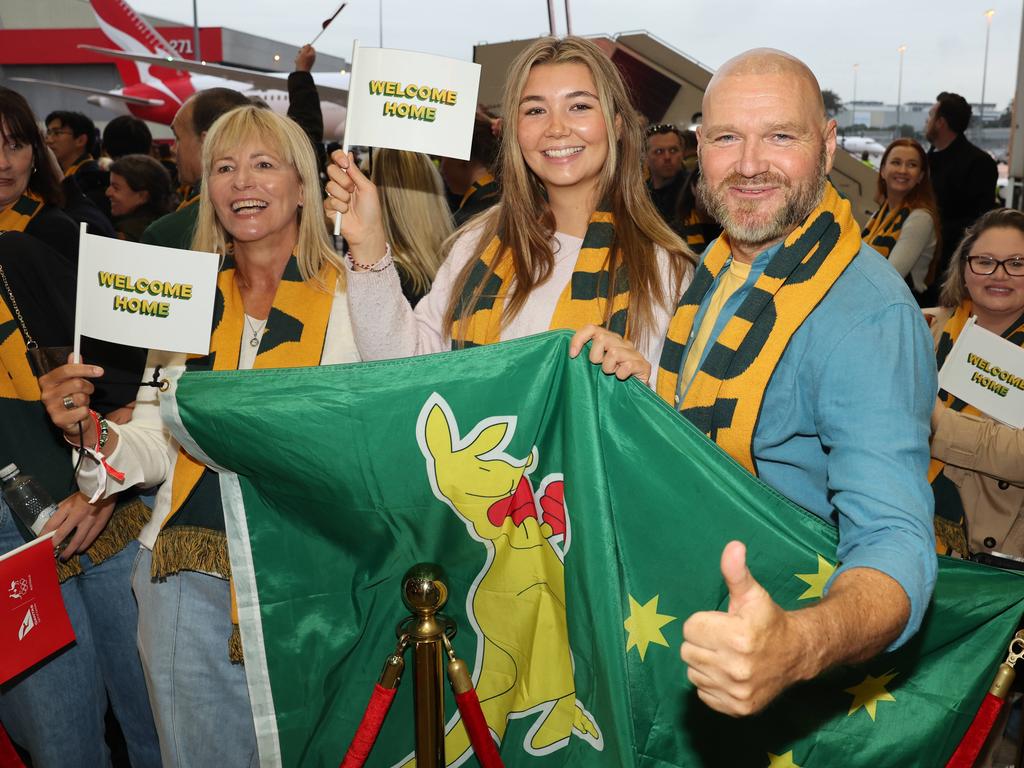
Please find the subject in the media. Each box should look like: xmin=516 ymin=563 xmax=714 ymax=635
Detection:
xmin=45 ymin=109 xmax=111 ymax=221
xmin=1 ymin=87 xmax=79 ymax=259
xmin=925 ymin=92 xmax=998 ymax=305
xmin=862 ymin=138 xmax=940 ymax=304
xmin=106 ymin=154 xmax=175 ymax=241
xmin=371 ymin=149 xmax=453 ymax=305
xmin=674 ymin=164 xmax=721 ymax=256
xmin=443 ymin=110 xmax=501 ymax=226
xmin=103 ymin=115 xmax=154 ymax=161
xmin=645 ymin=123 xmax=687 ymax=224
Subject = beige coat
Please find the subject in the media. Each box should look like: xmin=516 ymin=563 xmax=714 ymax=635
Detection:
xmin=928 ymin=306 xmax=1024 ymax=557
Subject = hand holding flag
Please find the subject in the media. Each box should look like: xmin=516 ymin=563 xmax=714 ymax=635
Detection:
xmin=324 ymin=150 xmax=388 ymax=265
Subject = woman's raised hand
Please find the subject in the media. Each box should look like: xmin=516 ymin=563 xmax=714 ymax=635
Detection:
xmin=324 ymin=150 xmax=389 ymax=267
xmin=39 ymin=358 xmax=104 ymax=445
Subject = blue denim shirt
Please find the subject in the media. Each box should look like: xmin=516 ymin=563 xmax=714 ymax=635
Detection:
xmin=680 ymin=240 xmax=938 ymax=648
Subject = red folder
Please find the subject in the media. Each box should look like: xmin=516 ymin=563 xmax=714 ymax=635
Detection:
xmin=0 ymin=534 xmax=75 ymax=685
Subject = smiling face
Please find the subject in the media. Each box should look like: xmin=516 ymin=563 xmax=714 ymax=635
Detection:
xmin=696 ymin=67 xmax=835 ymax=258
xmin=207 ymin=135 xmax=302 ymax=251
xmin=880 ymin=145 xmax=924 ymax=202
xmin=0 ymin=119 xmax=33 ymax=210
xmin=964 ymin=227 xmax=1024 ymax=330
xmin=106 ymin=172 xmax=149 ymax=217
xmin=515 ymin=62 xmax=610 ymax=203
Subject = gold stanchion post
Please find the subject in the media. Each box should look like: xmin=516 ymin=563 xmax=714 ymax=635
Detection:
xmin=401 ymin=563 xmax=452 ymax=768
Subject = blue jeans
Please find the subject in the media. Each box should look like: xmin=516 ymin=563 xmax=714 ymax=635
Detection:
xmin=0 ymin=499 xmax=161 ymax=768
xmin=132 ymin=547 xmax=258 ymax=767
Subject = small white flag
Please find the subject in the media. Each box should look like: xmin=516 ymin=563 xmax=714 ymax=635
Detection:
xmin=937 ymin=316 xmax=1024 ymax=428
xmin=343 ymin=44 xmax=481 ymax=160
xmin=74 ymin=228 xmax=218 ymax=355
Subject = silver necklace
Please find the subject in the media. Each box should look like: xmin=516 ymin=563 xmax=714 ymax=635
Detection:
xmin=245 ymin=315 xmax=268 ymax=348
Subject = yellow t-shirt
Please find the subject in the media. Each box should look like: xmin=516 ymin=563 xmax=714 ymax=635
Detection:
xmin=679 ymin=258 xmax=752 ymax=389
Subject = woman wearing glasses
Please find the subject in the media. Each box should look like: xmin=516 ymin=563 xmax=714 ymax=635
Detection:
xmin=927 ymin=208 xmax=1024 ymax=562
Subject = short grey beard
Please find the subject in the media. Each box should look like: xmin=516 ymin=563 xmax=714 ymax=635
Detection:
xmin=696 ymin=149 xmax=827 ymax=251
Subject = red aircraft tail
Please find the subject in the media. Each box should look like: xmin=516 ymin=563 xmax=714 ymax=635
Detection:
xmin=89 ymin=0 xmax=187 ymax=86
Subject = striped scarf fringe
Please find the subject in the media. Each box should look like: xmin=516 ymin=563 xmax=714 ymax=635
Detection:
xmin=56 ymin=497 xmax=151 ymax=583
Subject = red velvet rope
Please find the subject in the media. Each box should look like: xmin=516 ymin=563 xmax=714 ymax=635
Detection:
xmin=340 ymin=683 xmax=398 ymax=768
xmin=454 ymin=688 xmax=505 ymax=768
xmin=0 ymin=723 xmax=25 ymax=768
xmin=945 ymin=692 xmax=1006 ymax=768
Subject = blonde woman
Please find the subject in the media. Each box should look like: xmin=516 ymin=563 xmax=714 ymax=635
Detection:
xmin=371 ymin=149 xmax=452 ymax=305
xmin=40 ymin=105 xmax=359 ymax=767
xmin=326 ymin=36 xmax=693 ymax=381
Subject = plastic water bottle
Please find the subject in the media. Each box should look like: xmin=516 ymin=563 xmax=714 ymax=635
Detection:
xmin=1 ymin=463 xmax=62 ymax=542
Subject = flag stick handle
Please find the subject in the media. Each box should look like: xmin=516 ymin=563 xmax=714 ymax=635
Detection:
xmin=334 ymin=38 xmax=359 ymax=238
xmin=309 ymin=27 xmax=327 ymax=46
xmin=309 ymin=2 xmax=346 ymax=46
xmin=72 ymin=222 xmax=88 ymax=364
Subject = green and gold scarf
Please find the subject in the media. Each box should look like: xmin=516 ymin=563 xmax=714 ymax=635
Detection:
xmin=930 ymin=302 xmax=1024 ymax=555
xmin=656 ymin=183 xmax=861 ymax=475
xmin=0 ymin=191 xmax=44 ymax=233
xmin=680 ymin=209 xmax=709 ymax=254
xmin=458 ymin=172 xmax=497 ymax=210
xmin=861 ymin=202 xmax=910 ymax=259
xmin=451 ymin=205 xmax=629 ymax=348
xmin=64 ymin=153 xmax=95 ymax=178
xmin=153 ymin=255 xmax=336 ymax=660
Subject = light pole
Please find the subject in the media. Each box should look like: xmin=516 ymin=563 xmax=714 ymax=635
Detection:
xmin=981 ymin=9 xmax=995 ymax=143
xmin=896 ymin=45 xmax=906 ymax=139
xmin=851 ymin=63 xmax=859 ymax=129
xmin=190 ymin=0 xmax=199 ymax=61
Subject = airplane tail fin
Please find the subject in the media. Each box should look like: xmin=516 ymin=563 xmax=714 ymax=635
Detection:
xmin=90 ymin=0 xmax=188 ymax=86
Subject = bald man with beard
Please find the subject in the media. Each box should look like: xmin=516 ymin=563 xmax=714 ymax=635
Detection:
xmin=626 ymin=49 xmax=937 ymax=717
xmin=662 ymin=49 xmax=940 ymax=717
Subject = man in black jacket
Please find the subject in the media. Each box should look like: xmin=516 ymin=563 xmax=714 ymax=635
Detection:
xmin=925 ymin=92 xmax=998 ymax=302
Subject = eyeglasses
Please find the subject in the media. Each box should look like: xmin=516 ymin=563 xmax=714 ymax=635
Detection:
xmin=45 ymin=128 xmax=73 ymax=138
xmin=646 ymin=123 xmax=682 ymax=138
xmin=967 ymin=255 xmax=1024 ymax=277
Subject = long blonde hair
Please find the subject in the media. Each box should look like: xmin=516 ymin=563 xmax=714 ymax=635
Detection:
xmin=192 ymin=105 xmax=343 ymax=289
xmin=443 ymin=36 xmax=692 ymax=346
xmin=371 ymin=149 xmax=451 ymax=295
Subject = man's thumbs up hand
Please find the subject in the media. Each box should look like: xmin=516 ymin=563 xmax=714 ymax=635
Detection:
xmin=681 ymin=541 xmax=812 ymax=716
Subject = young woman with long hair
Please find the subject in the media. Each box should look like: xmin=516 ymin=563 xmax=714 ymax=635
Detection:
xmin=326 ymin=36 xmax=693 ymax=381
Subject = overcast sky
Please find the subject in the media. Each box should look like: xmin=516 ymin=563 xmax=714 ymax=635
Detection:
xmin=131 ymin=0 xmax=1024 ymax=111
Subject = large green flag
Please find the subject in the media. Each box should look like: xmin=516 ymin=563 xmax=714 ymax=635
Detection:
xmin=168 ymin=331 xmax=1024 ymax=768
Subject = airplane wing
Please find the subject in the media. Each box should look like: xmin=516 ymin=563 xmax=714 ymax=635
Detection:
xmin=78 ymin=45 xmax=348 ymax=105
xmin=8 ymin=76 xmax=165 ymax=106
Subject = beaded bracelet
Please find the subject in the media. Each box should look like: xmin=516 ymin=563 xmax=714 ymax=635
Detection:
xmin=96 ymin=414 xmax=110 ymax=449
xmin=345 ymin=243 xmax=392 ymax=272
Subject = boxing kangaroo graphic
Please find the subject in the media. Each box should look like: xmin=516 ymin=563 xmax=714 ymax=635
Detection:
xmin=407 ymin=394 xmax=602 ymax=766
